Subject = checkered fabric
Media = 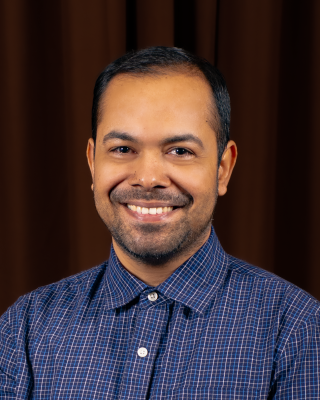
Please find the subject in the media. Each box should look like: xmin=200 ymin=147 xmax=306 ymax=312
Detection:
xmin=0 ymin=228 xmax=319 ymax=399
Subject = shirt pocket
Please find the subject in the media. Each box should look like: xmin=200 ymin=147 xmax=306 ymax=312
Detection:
xmin=163 ymin=386 xmax=262 ymax=399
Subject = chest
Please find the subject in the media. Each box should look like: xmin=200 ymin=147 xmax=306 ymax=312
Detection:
xmin=28 ymin=297 xmax=276 ymax=399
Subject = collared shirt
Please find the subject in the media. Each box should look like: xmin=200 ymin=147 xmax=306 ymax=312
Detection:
xmin=0 ymin=229 xmax=319 ymax=399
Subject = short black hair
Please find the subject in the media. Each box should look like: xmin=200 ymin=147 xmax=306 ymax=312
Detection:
xmin=92 ymin=46 xmax=230 ymax=161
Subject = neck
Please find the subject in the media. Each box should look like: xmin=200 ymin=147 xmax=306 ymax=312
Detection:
xmin=112 ymin=229 xmax=211 ymax=286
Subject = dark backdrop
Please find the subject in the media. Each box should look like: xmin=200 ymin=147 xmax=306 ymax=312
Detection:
xmin=1 ymin=0 xmax=319 ymax=315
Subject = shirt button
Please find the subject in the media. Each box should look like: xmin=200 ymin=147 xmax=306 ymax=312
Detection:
xmin=147 ymin=292 xmax=158 ymax=302
xmin=137 ymin=347 xmax=148 ymax=358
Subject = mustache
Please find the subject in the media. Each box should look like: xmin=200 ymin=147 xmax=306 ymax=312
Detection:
xmin=110 ymin=187 xmax=193 ymax=207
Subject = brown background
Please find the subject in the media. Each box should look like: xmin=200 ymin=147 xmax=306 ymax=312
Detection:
xmin=1 ymin=0 xmax=319 ymax=315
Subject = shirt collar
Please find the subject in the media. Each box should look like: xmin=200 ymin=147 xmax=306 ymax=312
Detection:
xmin=103 ymin=227 xmax=229 ymax=313
xmin=103 ymin=247 xmax=148 ymax=310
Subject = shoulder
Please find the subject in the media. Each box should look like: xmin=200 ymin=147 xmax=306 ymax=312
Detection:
xmin=1 ymin=262 xmax=109 ymax=329
xmin=226 ymin=254 xmax=320 ymax=328
xmin=0 ymin=262 xmax=107 ymax=385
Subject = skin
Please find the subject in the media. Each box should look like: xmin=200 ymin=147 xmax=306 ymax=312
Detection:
xmin=87 ymin=73 xmax=237 ymax=286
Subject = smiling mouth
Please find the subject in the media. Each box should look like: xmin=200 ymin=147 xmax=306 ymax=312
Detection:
xmin=126 ymin=204 xmax=177 ymax=215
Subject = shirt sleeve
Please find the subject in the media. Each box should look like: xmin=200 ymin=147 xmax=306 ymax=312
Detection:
xmin=0 ymin=310 xmax=16 ymax=399
xmin=270 ymin=311 xmax=320 ymax=399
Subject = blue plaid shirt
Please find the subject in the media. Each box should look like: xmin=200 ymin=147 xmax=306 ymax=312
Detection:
xmin=1 ymin=229 xmax=320 ymax=399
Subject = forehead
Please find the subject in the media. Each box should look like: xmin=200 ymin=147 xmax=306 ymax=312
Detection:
xmin=98 ymin=73 xmax=216 ymax=141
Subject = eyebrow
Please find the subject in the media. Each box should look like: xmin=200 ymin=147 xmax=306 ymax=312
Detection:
xmin=102 ymin=130 xmax=204 ymax=149
xmin=160 ymin=134 xmax=204 ymax=149
xmin=102 ymin=131 xmax=138 ymax=145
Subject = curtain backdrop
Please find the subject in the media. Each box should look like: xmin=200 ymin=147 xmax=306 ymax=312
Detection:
xmin=1 ymin=0 xmax=319 ymax=315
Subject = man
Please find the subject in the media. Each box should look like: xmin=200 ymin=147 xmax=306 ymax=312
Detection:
xmin=0 ymin=47 xmax=319 ymax=399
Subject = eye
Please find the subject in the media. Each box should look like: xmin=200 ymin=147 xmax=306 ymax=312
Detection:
xmin=111 ymin=146 xmax=134 ymax=154
xmin=167 ymin=147 xmax=194 ymax=157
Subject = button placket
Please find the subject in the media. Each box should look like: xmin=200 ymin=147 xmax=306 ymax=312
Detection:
xmin=118 ymin=304 xmax=167 ymax=400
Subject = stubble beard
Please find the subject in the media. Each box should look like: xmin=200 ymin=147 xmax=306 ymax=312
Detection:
xmin=94 ymin=186 xmax=218 ymax=266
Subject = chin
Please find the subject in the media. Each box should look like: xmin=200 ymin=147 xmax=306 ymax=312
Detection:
xmin=115 ymin=236 xmax=188 ymax=266
xmin=112 ymin=221 xmax=211 ymax=266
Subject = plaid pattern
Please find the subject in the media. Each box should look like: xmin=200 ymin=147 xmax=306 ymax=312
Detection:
xmin=0 ymin=228 xmax=319 ymax=399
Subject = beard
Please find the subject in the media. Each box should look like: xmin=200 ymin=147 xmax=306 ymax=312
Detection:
xmin=94 ymin=184 xmax=218 ymax=266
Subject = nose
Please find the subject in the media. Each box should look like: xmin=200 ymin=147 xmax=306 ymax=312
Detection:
xmin=127 ymin=152 xmax=170 ymax=190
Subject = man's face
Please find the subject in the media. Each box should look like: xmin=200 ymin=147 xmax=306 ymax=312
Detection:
xmin=88 ymin=73 xmax=222 ymax=264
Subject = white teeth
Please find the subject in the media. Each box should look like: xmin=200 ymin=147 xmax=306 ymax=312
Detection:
xmin=127 ymin=204 xmax=174 ymax=214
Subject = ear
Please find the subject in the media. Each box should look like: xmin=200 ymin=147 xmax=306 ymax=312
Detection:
xmin=86 ymin=138 xmax=95 ymax=187
xmin=218 ymin=140 xmax=237 ymax=196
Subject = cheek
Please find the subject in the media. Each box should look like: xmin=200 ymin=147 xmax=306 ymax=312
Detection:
xmin=94 ymin=162 xmax=130 ymax=195
xmin=168 ymin=164 xmax=218 ymax=204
